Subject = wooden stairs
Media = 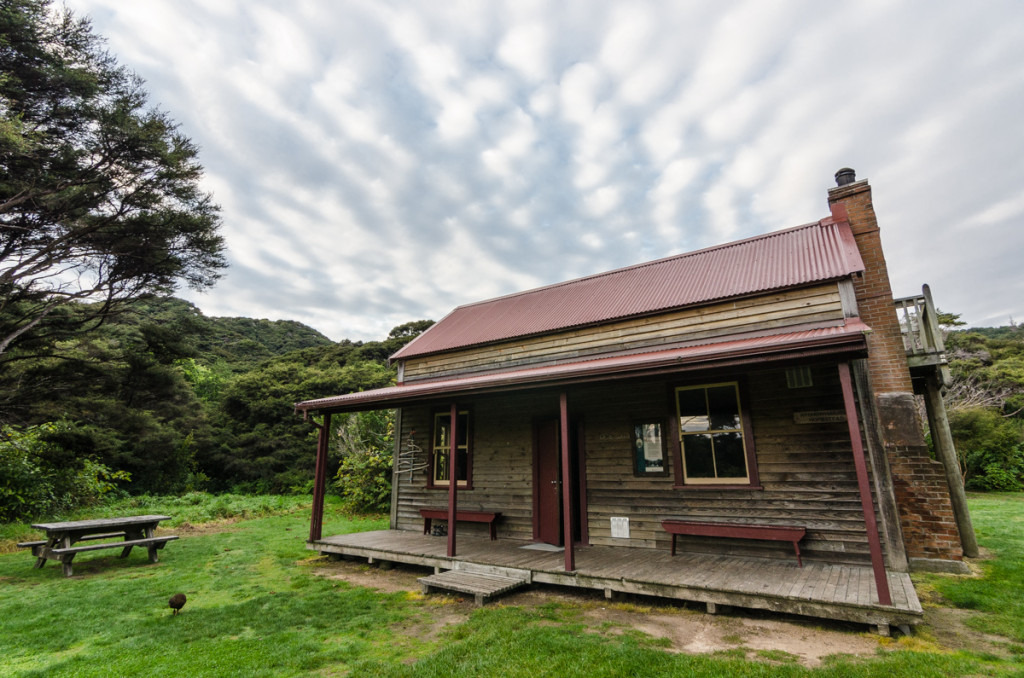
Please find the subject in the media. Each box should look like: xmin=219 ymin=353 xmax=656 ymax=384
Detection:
xmin=419 ymin=568 xmax=529 ymax=606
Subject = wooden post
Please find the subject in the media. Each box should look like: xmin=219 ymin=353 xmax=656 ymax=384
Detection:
xmin=389 ymin=408 xmax=402 ymax=530
xmin=447 ymin=403 xmax=458 ymax=558
xmin=560 ymin=392 xmax=575 ymax=572
xmin=309 ymin=412 xmax=331 ymax=542
xmin=925 ymin=374 xmax=979 ymax=557
xmin=852 ymin=361 xmax=910 ymax=572
xmin=838 ymin=363 xmax=891 ymax=606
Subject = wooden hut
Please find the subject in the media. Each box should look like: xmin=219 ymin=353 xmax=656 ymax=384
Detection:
xmin=296 ymin=170 xmax=973 ymax=633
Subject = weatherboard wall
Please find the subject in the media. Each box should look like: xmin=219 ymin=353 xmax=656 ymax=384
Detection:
xmin=391 ymin=362 xmax=881 ymax=566
xmin=399 ymin=283 xmax=845 ymax=382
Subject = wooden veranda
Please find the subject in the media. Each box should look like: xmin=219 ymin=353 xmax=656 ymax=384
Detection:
xmin=309 ymin=529 xmax=922 ymax=634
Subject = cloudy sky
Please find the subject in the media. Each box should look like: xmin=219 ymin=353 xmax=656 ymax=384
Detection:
xmin=67 ymin=0 xmax=1024 ymax=341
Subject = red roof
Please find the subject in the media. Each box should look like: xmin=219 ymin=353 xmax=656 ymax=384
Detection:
xmin=392 ymin=217 xmax=863 ymax=360
xmin=297 ymin=319 xmax=871 ymax=414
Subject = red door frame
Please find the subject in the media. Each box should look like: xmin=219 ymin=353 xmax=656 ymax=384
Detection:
xmin=531 ymin=398 xmax=588 ymax=566
xmin=532 ymin=418 xmax=562 ymax=545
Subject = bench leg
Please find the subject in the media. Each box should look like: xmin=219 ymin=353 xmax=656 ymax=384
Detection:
xmin=423 ymin=518 xmax=431 ymax=535
xmin=120 ymin=545 xmax=134 ymax=558
xmin=61 ymin=556 xmax=74 ymax=577
xmin=489 ymin=522 xmax=497 ymax=540
xmin=147 ymin=545 xmax=160 ymax=563
xmin=793 ymin=541 xmax=803 ymax=568
xmin=35 ymin=538 xmax=59 ymax=569
xmin=670 ymin=534 xmax=677 ymax=556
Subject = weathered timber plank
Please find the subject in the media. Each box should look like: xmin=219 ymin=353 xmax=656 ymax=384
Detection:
xmin=403 ymin=285 xmax=842 ymax=378
xmin=312 ymin=530 xmax=922 ymax=626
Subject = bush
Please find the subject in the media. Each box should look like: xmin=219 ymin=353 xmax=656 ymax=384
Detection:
xmin=333 ymin=411 xmax=393 ymax=513
xmin=0 ymin=422 xmax=130 ymax=522
xmin=949 ymin=407 xmax=1024 ymax=491
xmin=336 ymin=449 xmax=392 ymax=513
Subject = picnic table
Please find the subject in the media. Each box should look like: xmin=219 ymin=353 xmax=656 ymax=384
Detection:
xmin=18 ymin=515 xmax=178 ymax=577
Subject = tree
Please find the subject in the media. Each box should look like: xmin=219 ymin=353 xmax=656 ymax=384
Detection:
xmin=0 ymin=0 xmax=224 ymax=364
xmin=388 ymin=319 xmax=435 ymax=339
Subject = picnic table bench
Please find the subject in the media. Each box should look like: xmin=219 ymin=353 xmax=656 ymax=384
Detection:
xmin=419 ymin=508 xmax=502 ymax=540
xmin=18 ymin=515 xmax=178 ymax=577
xmin=661 ymin=520 xmax=806 ymax=567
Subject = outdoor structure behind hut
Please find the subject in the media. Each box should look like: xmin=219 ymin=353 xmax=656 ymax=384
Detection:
xmin=297 ymin=170 xmax=974 ymax=634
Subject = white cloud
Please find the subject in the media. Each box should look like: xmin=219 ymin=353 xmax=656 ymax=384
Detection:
xmin=64 ymin=0 xmax=1024 ymax=339
xmin=497 ymin=21 xmax=551 ymax=83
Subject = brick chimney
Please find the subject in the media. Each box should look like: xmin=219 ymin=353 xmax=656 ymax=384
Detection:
xmin=828 ymin=172 xmax=914 ymax=396
xmin=828 ymin=169 xmax=965 ymax=571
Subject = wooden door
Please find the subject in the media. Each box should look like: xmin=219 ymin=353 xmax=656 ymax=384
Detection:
xmin=534 ymin=418 xmax=563 ymax=545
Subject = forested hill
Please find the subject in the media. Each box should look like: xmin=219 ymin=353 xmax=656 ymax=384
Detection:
xmin=130 ymin=297 xmax=334 ymax=370
xmin=0 ymin=294 xmax=433 ymax=515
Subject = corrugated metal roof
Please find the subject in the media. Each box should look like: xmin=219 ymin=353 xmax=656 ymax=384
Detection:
xmin=297 ymin=318 xmax=871 ymax=414
xmin=392 ymin=218 xmax=864 ymax=360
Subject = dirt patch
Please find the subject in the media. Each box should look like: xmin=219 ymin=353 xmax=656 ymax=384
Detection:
xmin=313 ymin=557 xmax=429 ymax=594
xmin=167 ymin=519 xmax=244 ymax=535
xmin=581 ymin=606 xmax=879 ymax=667
xmin=309 ymin=556 xmax=1014 ymax=667
xmin=922 ymin=607 xmax=1009 ymax=654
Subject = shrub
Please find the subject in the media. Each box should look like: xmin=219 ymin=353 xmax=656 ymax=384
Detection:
xmin=0 ymin=422 xmax=130 ymax=522
xmin=336 ymin=449 xmax=392 ymax=513
xmin=333 ymin=411 xmax=393 ymax=513
xmin=949 ymin=407 xmax=1024 ymax=491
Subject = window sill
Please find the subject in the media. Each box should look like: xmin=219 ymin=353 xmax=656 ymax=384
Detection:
xmin=427 ymin=484 xmax=474 ymax=491
xmin=673 ymin=484 xmax=763 ymax=491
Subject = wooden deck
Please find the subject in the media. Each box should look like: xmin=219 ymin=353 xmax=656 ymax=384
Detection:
xmin=310 ymin=530 xmax=922 ymax=632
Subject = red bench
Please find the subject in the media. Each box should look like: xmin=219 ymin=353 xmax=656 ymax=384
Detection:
xmin=420 ymin=508 xmax=502 ymax=540
xmin=661 ymin=520 xmax=807 ymax=567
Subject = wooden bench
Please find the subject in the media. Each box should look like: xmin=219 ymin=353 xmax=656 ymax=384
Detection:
xmin=49 ymin=536 xmax=178 ymax=557
xmin=26 ymin=515 xmax=176 ymax=577
xmin=47 ymin=536 xmax=178 ymax=575
xmin=17 ymin=532 xmax=127 ymax=555
xmin=661 ymin=520 xmax=807 ymax=567
xmin=419 ymin=508 xmax=502 ymax=540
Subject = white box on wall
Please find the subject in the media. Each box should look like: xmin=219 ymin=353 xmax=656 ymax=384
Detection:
xmin=610 ymin=517 xmax=630 ymax=539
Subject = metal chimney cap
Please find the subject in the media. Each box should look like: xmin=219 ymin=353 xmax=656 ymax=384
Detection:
xmin=835 ymin=168 xmax=856 ymax=186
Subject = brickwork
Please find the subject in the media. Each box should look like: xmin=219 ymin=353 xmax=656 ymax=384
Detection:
xmin=829 ymin=178 xmax=963 ymax=564
xmin=888 ymin=448 xmax=964 ymax=560
xmin=828 ymin=181 xmax=913 ymax=395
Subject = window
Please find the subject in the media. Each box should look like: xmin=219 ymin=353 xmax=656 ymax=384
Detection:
xmin=632 ymin=420 xmax=669 ymax=476
xmin=675 ymin=382 xmax=758 ymax=487
xmin=430 ymin=410 xmax=471 ymax=488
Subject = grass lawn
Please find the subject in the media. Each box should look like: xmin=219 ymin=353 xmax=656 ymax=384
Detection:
xmin=1 ymin=493 xmax=1022 ymax=677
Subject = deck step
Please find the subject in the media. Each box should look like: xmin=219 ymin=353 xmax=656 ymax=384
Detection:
xmin=419 ymin=569 xmax=528 ymax=606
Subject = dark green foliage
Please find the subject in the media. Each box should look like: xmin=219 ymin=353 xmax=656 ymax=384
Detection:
xmin=0 ymin=300 xmax=211 ymax=495
xmin=0 ymin=283 xmax=430 ymax=507
xmin=335 ymin=410 xmax=394 ymax=512
xmin=943 ymin=323 xmax=1024 ymax=490
xmin=0 ymin=0 xmax=226 ymax=507
xmin=0 ymin=0 xmax=225 ymax=364
xmin=193 ymin=315 xmax=333 ymax=370
xmin=0 ymin=421 xmax=128 ymax=522
xmin=206 ymin=354 xmax=394 ymax=494
xmin=389 ymin=319 xmax=435 ymax=339
xmin=198 ymin=321 xmax=432 ymax=497
xmin=948 ymin=408 xmax=1024 ymax=491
